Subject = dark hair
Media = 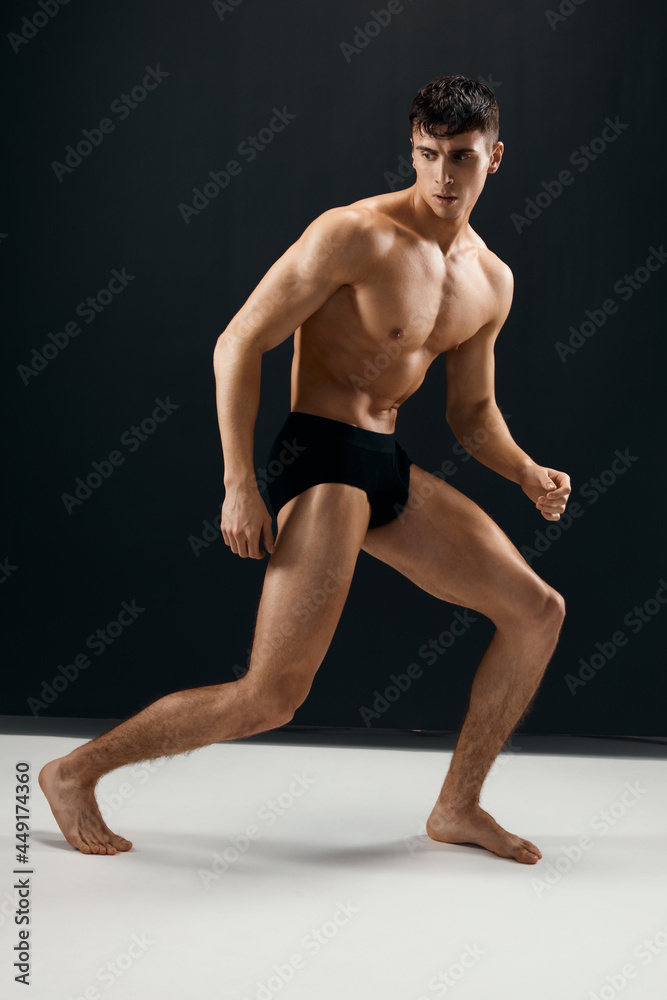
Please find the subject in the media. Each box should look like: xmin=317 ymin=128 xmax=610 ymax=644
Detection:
xmin=409 ymin=74 xmax=499 ymax=147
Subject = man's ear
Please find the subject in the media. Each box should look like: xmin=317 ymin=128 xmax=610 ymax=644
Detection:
xmin=487 ymin=140 xmax=504 ymax=174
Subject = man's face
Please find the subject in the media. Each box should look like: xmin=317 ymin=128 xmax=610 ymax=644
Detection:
xmin=410 ymin=126 xmax=503 ymax=218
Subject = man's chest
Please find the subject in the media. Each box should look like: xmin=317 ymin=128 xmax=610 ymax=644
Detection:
xmin=350 ymin=249 xmax=495 ymax=354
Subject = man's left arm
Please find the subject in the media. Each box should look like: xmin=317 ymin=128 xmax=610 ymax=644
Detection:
xmin=444 ymin=265 xmax=571 ymax=522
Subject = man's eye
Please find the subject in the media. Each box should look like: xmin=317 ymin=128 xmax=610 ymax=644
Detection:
xmin=420 ymin=152 xmax=469 ymax=160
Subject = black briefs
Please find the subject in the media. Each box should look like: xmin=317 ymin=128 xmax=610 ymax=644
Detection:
xmin=263 ymin=410 xmax=413 ymax=529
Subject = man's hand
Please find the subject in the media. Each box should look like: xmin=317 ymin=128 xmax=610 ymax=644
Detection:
xmin=520 ymin=465 xmax=572 ymax=521
xmin=220 ymin=484 xmax=276 ymax=558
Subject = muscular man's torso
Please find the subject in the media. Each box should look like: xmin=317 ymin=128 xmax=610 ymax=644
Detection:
xmin=291 ymin=188 xmax=507 ymax=433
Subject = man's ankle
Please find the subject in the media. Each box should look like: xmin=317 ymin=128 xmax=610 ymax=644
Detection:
xmin=435 ymin=790 xmax=480 ymax=813
xmin=58 ymin=751 xmax=98 ymax=789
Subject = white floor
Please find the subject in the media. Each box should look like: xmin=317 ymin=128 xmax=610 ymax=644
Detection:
xmin=1 ymin=733 xmax=666 ymax=1000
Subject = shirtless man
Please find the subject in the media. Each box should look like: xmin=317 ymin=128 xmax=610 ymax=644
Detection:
xmin=40 ymin=74 xmax=571 ymax=864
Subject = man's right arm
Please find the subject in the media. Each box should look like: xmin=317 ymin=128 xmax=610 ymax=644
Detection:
xmin=213 ymin=206 xmax=372 ymax=558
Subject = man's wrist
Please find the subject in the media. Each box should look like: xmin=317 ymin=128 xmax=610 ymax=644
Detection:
xmin=512 ymin=458 xmax=538 ymax=486
xmin=224 ymin=470 xmax=259 ymax=491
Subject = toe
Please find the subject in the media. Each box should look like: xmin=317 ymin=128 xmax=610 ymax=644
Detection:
xmin=521 ymin=839 xmax=542 ymax=858
xmin=108 ymin=831 xmax=131 ymax=850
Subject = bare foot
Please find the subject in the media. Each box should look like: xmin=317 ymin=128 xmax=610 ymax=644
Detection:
xmin=39 ymin=758 xmax=133 ymax=856
xmin=426 ymin=803 xmax=542 ymax=865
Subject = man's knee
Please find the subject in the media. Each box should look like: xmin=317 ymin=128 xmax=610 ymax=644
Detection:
xmin=498 ymin=580 xmax=565 ymax=633
xmin=264 ymin=701 xmax=296 ymax=730
xmin=547 ymin=587 xmax=566 ymax=625
xmin=237 ymin=676 xmax=298 ymax=732
xmin=526 ymin=584 xmax=566 ymax=633
xmin=265 ymin=688 xmax=306 ymax=728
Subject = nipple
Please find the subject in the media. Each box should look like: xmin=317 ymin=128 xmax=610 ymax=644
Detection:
xmin=390 ymin=327 xmax=404 ymax=338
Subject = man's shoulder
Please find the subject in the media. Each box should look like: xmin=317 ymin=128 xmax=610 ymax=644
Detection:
xmin=312 ymin=196 xmax=396 ymax=245
xmin=474 ymin=241 xmax=514 ymax=297
xmin=303 ymin=198 xmax=395 ymax=278
xmin=463 ymin=233 xmax=513 ymax=325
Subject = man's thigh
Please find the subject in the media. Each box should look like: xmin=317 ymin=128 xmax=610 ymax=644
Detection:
xmin=360 ymin=463 xmax=554 ymax=623
xmin=244 ymin=481 xmax=371 ymax=711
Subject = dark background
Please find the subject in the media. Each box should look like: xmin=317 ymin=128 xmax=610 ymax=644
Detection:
xmin=3 ymin=0 xmax=665 ymax=735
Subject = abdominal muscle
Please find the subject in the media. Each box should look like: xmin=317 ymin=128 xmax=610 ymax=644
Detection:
xmin=289 ymin=334 xmax=432 ymax=434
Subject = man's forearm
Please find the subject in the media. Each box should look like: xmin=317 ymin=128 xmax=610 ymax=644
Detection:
xmin=447 ymin=401 xmax=536 ymax=484
xmin=213 ymin=330 xmax=263 ymax=489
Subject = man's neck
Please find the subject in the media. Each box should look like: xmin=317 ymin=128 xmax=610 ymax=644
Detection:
xmin=405 ymin=184 xmax=473 ymax=256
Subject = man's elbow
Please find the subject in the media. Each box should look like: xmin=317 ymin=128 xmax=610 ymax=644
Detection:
xmin=213 ymin=329 xmax=232 ymax=365
xmin=215 ymin=323 xmax=243 ymax=348
xmin=214 ymin=324 xmax=262 ymax=357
